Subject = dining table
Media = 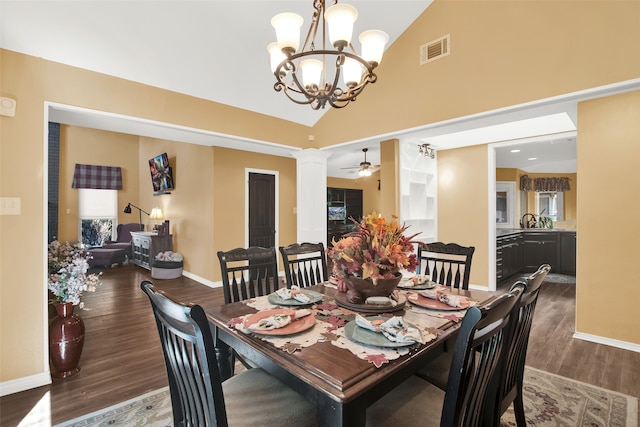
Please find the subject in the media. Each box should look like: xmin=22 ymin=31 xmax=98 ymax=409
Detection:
xmin=203 ymin=282 xmax=498 ymax=427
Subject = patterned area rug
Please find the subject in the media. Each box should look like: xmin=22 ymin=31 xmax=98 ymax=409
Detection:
xmin=55 ymin=367 xmax=636 ymax=427
xmin=541 ymin=273 xmax=576 ymax=284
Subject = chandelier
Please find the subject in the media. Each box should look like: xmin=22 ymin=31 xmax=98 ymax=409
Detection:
xmin=268 ymin=1 xmax=389 ymax=110
xmin=418 ymin=143 xmax=435 ymax=159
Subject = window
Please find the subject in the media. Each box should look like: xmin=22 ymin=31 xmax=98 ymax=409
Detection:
xmin=78 ymin=189 xmax=117 ymax=246
xmin=536 ymin=192 xmax=564 ymax=221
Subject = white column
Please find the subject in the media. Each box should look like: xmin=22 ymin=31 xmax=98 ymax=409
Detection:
xmin=292 ymin=149 xmax=332 ymax=245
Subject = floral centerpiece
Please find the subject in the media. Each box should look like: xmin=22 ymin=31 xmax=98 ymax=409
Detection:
xmin=48 ymin=240 xmax=101 ymax=308
xmin=327 ymin=212 xmax=420 ymax=298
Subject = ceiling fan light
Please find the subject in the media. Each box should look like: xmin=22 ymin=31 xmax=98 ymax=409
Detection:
xmin=271 ymin=12 xmax=304 ymax=53
xmin=342 ymin=57 xmax=363 ymax=87
xmin=358 ymin=168 xmax=372 ymax=177
xmin=267 ymin=42 xmax=287 ymax=73
xmin=324 ymin=3 xmax=358 ymax=50
xmin=359 ymin=30 xmax=389 ymax=65
xmin=300 ymin=58 xmax=323 ymax=88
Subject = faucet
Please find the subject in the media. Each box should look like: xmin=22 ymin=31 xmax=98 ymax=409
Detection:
xmin=520 ymin=213 xmax=537 ymax=229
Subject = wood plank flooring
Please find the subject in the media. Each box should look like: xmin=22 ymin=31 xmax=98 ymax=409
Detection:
xmin=1 ymin=265 xmax=638 ymax=426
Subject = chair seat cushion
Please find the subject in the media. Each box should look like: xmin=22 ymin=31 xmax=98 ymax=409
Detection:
xmin=223 ymin=368 xmax=316 ymax=427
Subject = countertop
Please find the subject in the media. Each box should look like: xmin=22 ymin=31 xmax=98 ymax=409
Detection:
xmin=496 ymin=228 xmax=576 ymax=237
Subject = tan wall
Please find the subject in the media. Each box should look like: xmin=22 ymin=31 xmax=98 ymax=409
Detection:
xmin=576 ymin=91 xmax=640 ymax=344
xmin=437 ymin=145 xmax=489 ymax=288
xmin=212 ymin=147 xmax=297 ymax=273
xmin=2 ymin=0 xmax=640 ymax=388
xmin=311 ymin=0 xmax=640 ymax=146
xmin=56 ymin=126 xmax=141 ymax=242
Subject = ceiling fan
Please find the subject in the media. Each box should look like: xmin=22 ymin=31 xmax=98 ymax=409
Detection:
xmin=342 ymin=148 xmax=381 ymax=176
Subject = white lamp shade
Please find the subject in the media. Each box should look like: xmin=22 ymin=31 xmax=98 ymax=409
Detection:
xmin=324 ymin=3 xmax=357 ymax=47
xmin=342 ymin=57 xmax=363 ymax=86
xmin=271 ymin=13 xmax=303 ymax=52
xmin=267 ymin=42 xmax=287 ymax=73
xmin=150 ymin=207 xmax=163 ymax=220
xmin=300 ymin=58 xmax=323 ymax=88
xmin=359 ymin=30 xmax=389 ymax=65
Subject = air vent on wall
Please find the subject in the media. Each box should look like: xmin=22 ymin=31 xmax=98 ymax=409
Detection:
xmin=420 ymin=34 xmax=450 ymax=65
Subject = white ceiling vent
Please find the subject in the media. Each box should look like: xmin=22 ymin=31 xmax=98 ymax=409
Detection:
xmin=420 ymin=34 xmax=450 ymax=65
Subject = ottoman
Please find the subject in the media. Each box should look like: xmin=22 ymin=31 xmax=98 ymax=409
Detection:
xmin=87 ymin=248 xmax=126 ymax=268
xmin=151 ymin=260 xmax=183 ymax=279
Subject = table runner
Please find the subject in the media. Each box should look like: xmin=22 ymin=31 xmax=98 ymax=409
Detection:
xmin=228 ymin=286 xmax=466 ymax=367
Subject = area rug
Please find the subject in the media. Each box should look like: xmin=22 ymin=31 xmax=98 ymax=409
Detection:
xmin=55 ymin=367 xmax=637 ymax=427
xmin=541 ymin=273 xmax=576 ymax=284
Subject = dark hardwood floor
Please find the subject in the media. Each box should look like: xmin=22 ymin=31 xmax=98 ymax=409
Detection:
xmin=1 ymin=265 xmax=638 ymax=426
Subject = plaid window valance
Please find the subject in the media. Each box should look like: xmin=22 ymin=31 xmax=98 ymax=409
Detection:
xmin=520 ymin=175 xmax=570 ymax=192
xmin=72 ymin=164 xmax=123 ymax=190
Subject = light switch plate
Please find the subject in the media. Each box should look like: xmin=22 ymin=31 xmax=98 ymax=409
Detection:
xmin=0 ymin=197 xmax=21 ymax=215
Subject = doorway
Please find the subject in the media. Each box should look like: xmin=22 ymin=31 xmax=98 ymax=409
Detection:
xmin=247 ymin=171 xmax=277 ymax=248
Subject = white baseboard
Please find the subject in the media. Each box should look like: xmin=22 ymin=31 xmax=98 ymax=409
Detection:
xmin=573 ymin=332 xmax=640 ymax=353
xmin=0 ymin=372 xmax=51 ymax=397
xmin=181 ymin=270 xmax=221 ymax=288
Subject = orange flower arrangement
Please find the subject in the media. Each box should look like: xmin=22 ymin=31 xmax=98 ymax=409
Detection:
xmin=327 ymin=212 xmax=420 ymax=286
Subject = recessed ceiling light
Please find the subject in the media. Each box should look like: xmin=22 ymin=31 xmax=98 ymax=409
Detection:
xmin=510 ymin=149 xmax=521 ymax=153
xmin=528 ymin=157 xmax=537 ymax=161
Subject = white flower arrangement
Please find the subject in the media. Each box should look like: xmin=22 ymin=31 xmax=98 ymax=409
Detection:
xmin=48 ymin=240 xmax=101 ymax=308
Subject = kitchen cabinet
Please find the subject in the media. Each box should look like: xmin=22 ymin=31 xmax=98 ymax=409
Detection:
xmin=131 ymin=231 xmax=173 ymax=270
xmin=559 ymin=231 xmax=577 ymax=275
xmin=522 ymin=231 xmax=558 ymax=271
xmin=497 ymin=233 xmax=523 ymax=282
xmin=327 ymin=187 xmax=362 ymax=246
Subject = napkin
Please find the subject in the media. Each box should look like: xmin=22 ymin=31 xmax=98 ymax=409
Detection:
xmin=248 ymin=309 xmax=311 ymax=331
xmin=275 ymin=286 xmax=311 ymax=303
xmin=418 ymin=290 xmax=468 ymax=308
xmin=355 ymin=314 xmax=424 ymax=344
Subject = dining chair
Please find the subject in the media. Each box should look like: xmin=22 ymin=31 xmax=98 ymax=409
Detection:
xmin=217 ymin=246 xmax=280 ymax=304
xmin=367 ymin=283 xmax=525 ymax=427
xmin=279 ymin=242 xmax=328 ymax=288
xmin=140 ymin=281 xmax=317 ymax=427
xmin=485 ymin=263 xmax=551 ymax=427
xmin=417 ymin=242 xmax=475 ymax=290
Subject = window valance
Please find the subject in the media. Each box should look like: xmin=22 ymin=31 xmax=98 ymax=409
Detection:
xmin=72 ymin=164 xmax=123 ymax=190
xmin=520 ymin=175 xmax=570 ymax=192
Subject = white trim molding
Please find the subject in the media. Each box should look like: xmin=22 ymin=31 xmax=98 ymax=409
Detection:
xmin=0 ymin=372 xmax=51 ymax=397
xmin=573 ymin=332 xmax=640 ymax=353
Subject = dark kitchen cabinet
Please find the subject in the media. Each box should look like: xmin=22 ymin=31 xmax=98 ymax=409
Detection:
xmin=497 ymin=233 xmax=523 ymax=282
xmin=559 ymin=231 xmax=577 ymax=275
xmin=327 ymin=187 xmax=363 ymax=246
xmin=522 ymin=231 xmax=558 ymax=271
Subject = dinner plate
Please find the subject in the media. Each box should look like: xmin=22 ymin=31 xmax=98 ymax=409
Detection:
xmin=408 ymin=293 xmax=470 ymax=311
xmin=344 ymin=316 xmax=420 ymax=348
xmin=397 ymin=277 xmax=437 ymax=290
xmin=245 ymin=309 xmax=316 ymax=336
xmin=267 ymin=289 xmax=324 ymax=306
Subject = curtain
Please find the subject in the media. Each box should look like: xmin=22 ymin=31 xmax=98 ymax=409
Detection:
xmin=520 ymin=175 xmax=570 ymax=192
xmin=72 ymin=164 xmax=123 ymax=190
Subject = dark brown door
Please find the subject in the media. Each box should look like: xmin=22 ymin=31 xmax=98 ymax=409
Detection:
xmin=248 ymin=172 xmax=276 ymax=248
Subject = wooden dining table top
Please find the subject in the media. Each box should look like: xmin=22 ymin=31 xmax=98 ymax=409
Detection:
xmin=202 ymin=283 xmax=498 ymax=427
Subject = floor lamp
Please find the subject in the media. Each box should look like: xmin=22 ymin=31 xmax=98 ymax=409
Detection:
xmin=123 ymin=203 xmax=149 ymax=229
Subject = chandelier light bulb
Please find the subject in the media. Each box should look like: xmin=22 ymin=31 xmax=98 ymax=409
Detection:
xmin=300 ymin=58 xmax=323 ymax=88
xmin=359 ymin=168 xmax=372 ymax=177
xmin=271 ymin=13 xmax=304 ymax=54
xmin=342 ymin=57 xmax=363 ymax=87
xmin=360 ymin=30 xmax=389 ymax=65
xmin=324 ymin=3 xmax=358 ymax=50
xmin=268 ymin=42 xmax=287 ymax=74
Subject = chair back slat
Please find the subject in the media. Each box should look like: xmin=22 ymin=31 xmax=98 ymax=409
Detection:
xmin=441 ymin=284 xmax=524 ymax=427
xmin=141 ymin=281 xmax=228 ymax=427
xmin=217 ymin=247 xmax=279 ymax=304
xmin=418 ymin=242 xmax=475 ymax=290
xmin=279 ymin=242 xmax=328 ymax=288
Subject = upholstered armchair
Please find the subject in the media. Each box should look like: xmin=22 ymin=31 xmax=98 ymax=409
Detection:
xmin=103 ymin=223 xmax=144 ymax=258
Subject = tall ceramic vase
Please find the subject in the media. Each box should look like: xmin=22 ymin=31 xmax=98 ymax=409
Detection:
xmin=49 ymin=302 xmax=85 ymax=379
